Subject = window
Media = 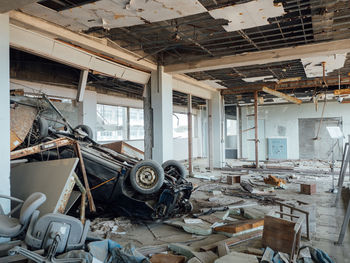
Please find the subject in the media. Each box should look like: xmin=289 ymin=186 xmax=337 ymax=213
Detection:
xmin=172 ymin=113 xmax=186 ymax=138
xmin=96 ymin=104 xmax=127 ymax=141
xmin=129 ymin=108 xmax=144 ymax=140
xmin=226 ymin=119 xmax=237 ymax=136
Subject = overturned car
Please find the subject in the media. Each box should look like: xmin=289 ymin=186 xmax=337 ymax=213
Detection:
xmin=10 ymin=93 xmax=193 ymax=221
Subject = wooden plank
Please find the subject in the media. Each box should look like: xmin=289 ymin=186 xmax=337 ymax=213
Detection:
xmin=214 ymin=219 xmax=264 ymax=234
xmin=217 ymin=242 xmax=230 ymax=257
xmin=334 ymin=88 xmax=350 ymax=96
xmin=164 ymin=39 xmax=350 ymax=73
xmin=200 ymin=230 xmax=263 ymax=251
xmin=262 ymin=87 xmax=302 ymax=105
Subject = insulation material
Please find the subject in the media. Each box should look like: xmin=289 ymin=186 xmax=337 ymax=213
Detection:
xmin=301 ymin=53 xmax=347 ymax=78
xmin=208 ymin=0 xmax=285 ymax=32
xmin=60 ymin=0 xmax=207 ymax=29
xmin=243 ymin=75 xmax=278 ymax=83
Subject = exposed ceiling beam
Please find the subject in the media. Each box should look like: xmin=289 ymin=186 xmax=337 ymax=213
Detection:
xmin=262 ymin=86 xmax=302 ymax=105
xmin=9 ymin=10 xmax=157 ymax=72
xmin=222 ymin=76 xmax=350 ymax=95
xmin=0 ymin=0 xmax=38 ymax=13
xmin=164 ymin=39 xmax=350 ymax=74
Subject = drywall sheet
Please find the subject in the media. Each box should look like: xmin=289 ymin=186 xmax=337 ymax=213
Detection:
xmin=59 ymin=0 xmax=207 ymax=29
xmin=209 ymin=0 xmax=285 ymax=32
xmin=301 ymin=53 xmax=347 ymax=78
xmin=11 ymin=158 xmax=78 ymax=215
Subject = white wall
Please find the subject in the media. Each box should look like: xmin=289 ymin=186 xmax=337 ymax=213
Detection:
xmin=241 ymin=101 xmax=350 ymax=160
xmin=0 ymin=14 xmax=11 ymax=217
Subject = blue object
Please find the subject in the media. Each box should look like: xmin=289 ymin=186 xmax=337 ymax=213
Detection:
xmin=267 ymin=138 xmax=287 ymax=159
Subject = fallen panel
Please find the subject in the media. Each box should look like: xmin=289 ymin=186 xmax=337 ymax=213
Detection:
xmin=11 ymin=158 xmax=78 ymax=215
xmin=209 ymin=0 xmax=285 ymax=32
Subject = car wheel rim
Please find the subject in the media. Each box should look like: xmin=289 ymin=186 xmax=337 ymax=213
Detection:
xmin=136 ymin=166 xmax=158 ymax=189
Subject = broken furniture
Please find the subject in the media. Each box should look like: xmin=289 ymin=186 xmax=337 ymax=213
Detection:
xmin=9 ymin=211 xmax=90 ymax=263
xmin=262 ymin=215 xmax=303 ymax=263
xmin=300 ymin=183 xmax=316 ymax=195
xmin=10 ymin=136 xmax=95 ymax=216
xmin=11 ymin=157 xmax=88 ymax=223
xmin=0 ymin=192 xmax=46 ymax=238
xmin=275 ymin=201 xmax=311 ymax=240
xmin=226 ymin=174 xmax=241 ymax=184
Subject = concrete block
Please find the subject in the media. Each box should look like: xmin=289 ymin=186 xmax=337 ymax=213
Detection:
xmin=217 ymin=242 xmax=229 ymax=257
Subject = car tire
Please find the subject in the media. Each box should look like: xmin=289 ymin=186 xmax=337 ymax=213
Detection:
xmin=74 ymin=124 xmax=93 ymax=138
xmin=129 ymin=160 xmax=164 ymax=195
xmin=162 ymin=160 xmax=187 ymax=179
xmin=37 ymin=117 xmax=49 ymax=138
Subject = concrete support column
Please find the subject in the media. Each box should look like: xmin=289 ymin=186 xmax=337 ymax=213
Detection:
xmin=78 ymin=90 xmax=97 ymax=140
xmin=0 ymin=13 xmax=11 ymax=215
xmin=208 ymin=92 xmax=225 ymax=169
xmin=151 ymin=66 xmax=173 ymax=164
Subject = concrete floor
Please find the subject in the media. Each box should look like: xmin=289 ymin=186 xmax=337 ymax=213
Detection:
xmin=91 ymin=159 xmax=350 ymax=263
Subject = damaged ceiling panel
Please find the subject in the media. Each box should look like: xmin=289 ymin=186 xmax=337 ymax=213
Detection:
xmin=58 ymin=0 xmax=207 ymax=29
xmin=208 ymin=0 xmax=285 ymax=31
xmin=301 ymin=53 xmax=347 ymax=78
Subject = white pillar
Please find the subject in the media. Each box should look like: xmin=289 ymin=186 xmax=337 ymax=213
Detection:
xmin=209 ymin=92 xmax=225 ymax=168
xmin=151 ymin=66 xmax=173 ymax=164
xmin=0 ymin=13 xmax=11 ymax=214
xmin=78 ymin=90 xmax=97 ymax=140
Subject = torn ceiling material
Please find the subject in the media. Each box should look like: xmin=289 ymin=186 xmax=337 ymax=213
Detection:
xmin=208 ymin=0 xmax=285 ymax=32
xmin=243 ymin=76 xmax=278 ymax=83
xmin=301 ymin=53 xmax=347 ymax=78
xmin=58 ymin=0 xmax=207 ymax=29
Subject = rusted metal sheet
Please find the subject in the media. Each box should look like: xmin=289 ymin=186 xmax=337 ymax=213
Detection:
xmin=10 ymin=104 xmax=37 ymax=151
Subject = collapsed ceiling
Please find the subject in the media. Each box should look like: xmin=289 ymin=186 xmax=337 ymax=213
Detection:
xmin=17 ymin=0 xmax=350 ymax=104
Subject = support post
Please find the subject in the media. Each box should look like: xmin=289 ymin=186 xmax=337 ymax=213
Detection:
xmin=208 ymin=92 xmax=225 ymax=169
xmin=78 ymin=90 xmax=97 ymax=140
xmin=0 ymin=13 xmax=11 ymax=221
xmin=143 ymin=83 xmax=153 ymax=159
xmin=254 ymin=91 xmax=259 ymax=168
xmin=187 ymin=94 xmax=193 ymax=176
xmin=151 ymin=66 xmax=173 ymax=164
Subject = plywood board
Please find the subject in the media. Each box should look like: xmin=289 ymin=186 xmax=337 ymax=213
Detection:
xmin=11 ymin=158 xmax=78 ymax=215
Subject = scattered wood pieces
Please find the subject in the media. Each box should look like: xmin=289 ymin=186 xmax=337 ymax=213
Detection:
xmin=200 ymin=230 xmax=263 ymax=251
xmin=150 ymin=254 xmax=186 ymax=263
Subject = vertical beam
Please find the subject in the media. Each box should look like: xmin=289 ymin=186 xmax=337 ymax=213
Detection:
xmin=151 ymin=66 xmax=173 ymax=164
xmin=126 ymin=107 xmax=130 ymax=140
xmin=143 ymin=83 xmax=153 ymax=159
xmin=187 ymin=94 xmax=193 ymax=176
xmin=254 ymin=91 xmax=259 ymax=168
xmin=208 ymin=99 xmax=214 ymax=170
xmin=78 ymin=90 xmax=97 ymax=140
xmin=76 ymin=69 xmax=88 ymax=102
xmin=0 ymin=13 xmax=10 ymax=224
xmin=208 ymin=92 xmax=225 ymax=169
